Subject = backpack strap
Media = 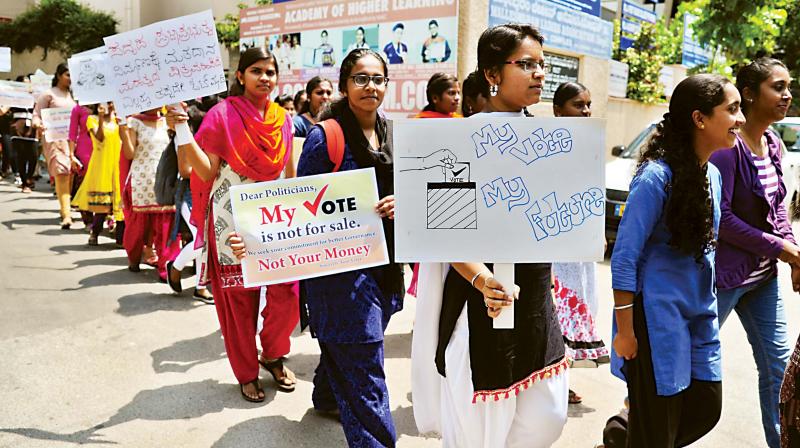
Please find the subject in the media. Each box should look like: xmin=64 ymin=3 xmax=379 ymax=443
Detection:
xmin=318 ymin=119 xmax=345 ymax=173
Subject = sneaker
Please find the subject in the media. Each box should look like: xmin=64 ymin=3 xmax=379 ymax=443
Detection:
xmin=14 ymin=176 xmax=22 ymax=186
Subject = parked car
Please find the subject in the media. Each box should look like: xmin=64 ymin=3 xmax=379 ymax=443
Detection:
xmin=606 ymin=117 xmax=800 ymax=248
xmin=605 ymin=123 xmax=656 ymax=245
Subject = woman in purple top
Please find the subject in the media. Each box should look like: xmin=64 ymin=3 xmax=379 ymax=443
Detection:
xmin=69 ymin=104 xmax=94 ymax=226
xmin=708 ymin=57 xmax=797 ymax=448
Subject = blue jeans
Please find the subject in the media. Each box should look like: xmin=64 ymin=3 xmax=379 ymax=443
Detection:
xmin=717 ymin=275 xmax=790 ymax=448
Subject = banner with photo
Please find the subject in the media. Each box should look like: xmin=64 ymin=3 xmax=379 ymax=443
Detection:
xmin=239 ymin=0 xmax=458 ymax=115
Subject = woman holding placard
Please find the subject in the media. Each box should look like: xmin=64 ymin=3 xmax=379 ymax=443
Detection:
xmin=33 ymin=62 xmax=76 ymax=229
xmin=551 ymin=82 xmax=609 ymax=407
xmin=611 ymin=74 xmax=745 ymax=445
xmin=413 ymin=24 xmax=569 ymax=448
xmin=293 ymin=48 xmax=402 ymax=447
xmin=166 ymin=47 xmax=299 ymax=403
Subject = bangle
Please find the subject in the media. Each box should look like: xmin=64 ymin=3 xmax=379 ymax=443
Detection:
xmin=614 ymin=303 xmax=634 ymax=310
xmin=470 ymin=270 xmax=488 ymax=288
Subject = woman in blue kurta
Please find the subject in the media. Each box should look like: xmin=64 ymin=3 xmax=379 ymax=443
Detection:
xmin=611 ymin=74 xmax=745 ymax=447
xmin=298 ymin=49 xmax=404 ymax=447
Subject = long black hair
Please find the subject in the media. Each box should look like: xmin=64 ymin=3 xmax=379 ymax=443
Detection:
xmin=299 ymin=76 xmax=333 ymax=116
xmin=476 ymin=24 xmax=544 ymax=97
xmin=320 ymin=48 xmax=388 ymax=121
xmin=229 ymin=47 xmax=278 ymax=96
xmin=736 ymin=57 xmax=788 ymax=115
xmin=52 ymin=63 xmax=69 ymax=87
xmin=553 ymin=82 xmax=588 ymax=108
xmin=422 ymin=72 xmax=458 ymax=112
xmin=638 ymin=74 xmax=730 ymax=259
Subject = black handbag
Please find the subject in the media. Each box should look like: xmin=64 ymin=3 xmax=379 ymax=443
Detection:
xmin=154 ymin=135 xmax=179 ymax=206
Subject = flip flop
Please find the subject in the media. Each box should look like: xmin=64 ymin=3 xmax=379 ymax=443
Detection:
xmin=240 ymin=379 xmax=265 ymax=403
xmin=259 ymin=357 xmax=296 ymax=392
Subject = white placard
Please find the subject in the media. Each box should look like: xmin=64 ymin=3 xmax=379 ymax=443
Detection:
xmin=0 ymin=47 xmax=10 ymax=73
xmin=29 ymin=69 xmax=51 ymax=95
xmin=40 ymin=107 xmax=72 ymax=141
xmin=393 ymin=117 xmax=606 ymax=263
xmin=0 ymin=80 xmax=34 ymax=109
xmin=68 ymin=46 xmax=115 ymax=105
xmin=103 ymin=10 xmax=227 ymax=117
xmin=609 ymin=59 xmax=629 ymax=98
xmin=659 ymin=65 xmax=676 ymax=97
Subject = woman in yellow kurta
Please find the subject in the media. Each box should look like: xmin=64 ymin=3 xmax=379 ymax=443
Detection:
xmin=72 ymin=102 xmax=123 ymax=246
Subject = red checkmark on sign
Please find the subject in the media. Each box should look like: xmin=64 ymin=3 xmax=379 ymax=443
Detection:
xmin=303 ymin=184 xmax=329 ymax=216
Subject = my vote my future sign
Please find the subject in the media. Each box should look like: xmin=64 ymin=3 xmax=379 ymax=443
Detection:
xmin=230 ymin=168 xmax=389 ymax=287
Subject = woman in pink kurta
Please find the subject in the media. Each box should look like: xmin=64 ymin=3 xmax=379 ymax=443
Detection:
xmin=68 ymin=104 xmax=94 ymax=226
xmin=33 ymin=63 xmax=77 ymax=228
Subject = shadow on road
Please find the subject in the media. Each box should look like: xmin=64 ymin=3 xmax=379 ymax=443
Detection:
xmin=211 ymin=409 xmax=345 ymax=448
xmin=0 ymin=379 xmax=269 ymax=445
xmin=116 ymin=292 xmax=199 ymax=316
xmin=2 ymin=217 xmax=55 ymax=230
xmin=61 ymin=269 xmax=155 ymax=291
xmin=151 ymin=330 xmax=226 ymax=374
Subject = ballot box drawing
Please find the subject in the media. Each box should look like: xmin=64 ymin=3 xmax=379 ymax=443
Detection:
xmin=427 ymin=162 xmax=477 ymax=229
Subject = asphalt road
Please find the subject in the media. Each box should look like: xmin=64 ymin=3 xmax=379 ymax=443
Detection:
xmin=0 ymin=177 xmax=789 ymax=447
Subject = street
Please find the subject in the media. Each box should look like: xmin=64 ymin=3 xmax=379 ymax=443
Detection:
xmin=0 ymin=178 xmax=787 ymax=447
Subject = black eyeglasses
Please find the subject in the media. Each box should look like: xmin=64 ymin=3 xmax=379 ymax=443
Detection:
xmin=350 ymin=74 xmax=389 ymax=87
xmin=504 ymin=59 xmax=549 ymax=74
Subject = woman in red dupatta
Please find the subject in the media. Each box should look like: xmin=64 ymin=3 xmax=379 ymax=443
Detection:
xmin=167 ymin=48 xmax=299 ymax=403
xmin=413 ymin=72 xmax=462 ymax=119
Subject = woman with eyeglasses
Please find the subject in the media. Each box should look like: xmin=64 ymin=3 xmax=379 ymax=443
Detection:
xmin=412 ymin=24 xmax=569 ymax=448
xmin=166 ymin=47 xmax=300 ymax=403
xmin=287 ymin=48 xmax=402 ymax=447
xmin=708 ymin=57 xmax=796 ymax=448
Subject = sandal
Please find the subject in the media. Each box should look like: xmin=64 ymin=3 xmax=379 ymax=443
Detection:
xmin=240 ymin=379 xmax=265 ymax=403
xmin=569 ymin=389 xmax=583 ymax=404
xmin=259 ymin=357 xmax=296 ymax=392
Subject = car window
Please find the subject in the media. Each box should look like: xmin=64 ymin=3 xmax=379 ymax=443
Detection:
xmin=620 ymin=124 xmax=657 ymax=159
xmin=773 ymin=122 xmax=800 ymax=151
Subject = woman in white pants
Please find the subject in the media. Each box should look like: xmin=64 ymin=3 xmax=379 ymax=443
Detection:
xmin=411 ymin=24 xmax=569 ymax=448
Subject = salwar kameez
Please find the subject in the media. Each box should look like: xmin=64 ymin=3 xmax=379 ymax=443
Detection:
xmin=299 ymin=110 xmax=404 ymax=448
xmin=192 ymin=97 xmax=299 ymax=389
xmin=122 ymin=117 xmax=179 ymax=278
xmin=552 ymin=262 xmax=609 ymax=362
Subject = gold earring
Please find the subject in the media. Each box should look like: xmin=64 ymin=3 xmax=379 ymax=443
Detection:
xmin=700 ymin=124 xmax=705 ymax=129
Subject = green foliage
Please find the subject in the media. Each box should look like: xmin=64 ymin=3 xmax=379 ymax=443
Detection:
xmin=0 ymin=0 xmax=117 ymax=59
xmin=687 ymin=0 xmax=788 ymax=66
xmin=216 ymin=0 xmax=273 ymax=51
xmin=620 ymin=22 xmax=669 ymax=104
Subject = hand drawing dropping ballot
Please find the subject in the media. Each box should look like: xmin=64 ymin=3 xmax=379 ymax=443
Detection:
xmin=393 ymin=117 xmax=607 ymax=327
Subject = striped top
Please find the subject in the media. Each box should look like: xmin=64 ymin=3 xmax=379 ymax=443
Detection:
xmin=741 ymin=150 xmax=780 ymax=285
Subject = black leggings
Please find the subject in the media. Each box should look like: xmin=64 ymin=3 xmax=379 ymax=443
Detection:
xmin=12 ymin=137 xmax=37 ymax=186
xmin=625 ymin=295 xmax=722 ymax=447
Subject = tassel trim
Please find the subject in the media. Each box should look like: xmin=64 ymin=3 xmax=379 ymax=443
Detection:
xmin=471 ymin=356 xmax=570 ymax=404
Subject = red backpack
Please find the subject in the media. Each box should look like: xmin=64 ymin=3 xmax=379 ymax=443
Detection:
xmin=318 ymin=119 xmax=345 ymax=173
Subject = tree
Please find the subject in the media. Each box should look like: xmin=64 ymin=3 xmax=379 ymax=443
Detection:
xmin=621 ymin=22 xmax=667 ymax=104
xmin=685 ymin=0 xmax=789 ymax=65
xmin=215 ymin=0 xmax=273 ymax=51
xmin=0 ymin=0 xmax=117 ymax=59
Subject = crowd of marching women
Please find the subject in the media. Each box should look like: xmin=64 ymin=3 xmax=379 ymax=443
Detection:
xmin=3 ymin=20 xmax=800 ymax=448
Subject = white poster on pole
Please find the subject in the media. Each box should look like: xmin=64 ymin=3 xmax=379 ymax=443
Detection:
xmin=68 ymin=46 xmax=115 ymax=105
xmin=0 ymin=80 xmax=35 ymax=109
xmin=41 ymin=107 xmax=73 ymax=141
xmin=103 ymin=9 xmax=227 ymax=117
xmin=393 ymin=117 xmax=606 ymax=263
xmin=0 ymin=47 xmax=10 ymax=73
xmin=609 ymin=59 xmax=629 ymax=98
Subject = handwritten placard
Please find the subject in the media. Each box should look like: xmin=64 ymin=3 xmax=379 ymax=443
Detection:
xmin=393 ymin=116 xmax=606 ymax=263
xmin=68 ymin=46 xmax=114 ymax=105
xmin=0 ymin=47 xmax=10 ymax=72
xmin=0 ymin=80 xmax=34 ymax=109
xmin=29 ymin=70 xmax=51 ymax=95
xmin=103 ymin=10 xmax=227 ymax=117
xmin=230 ymin=168 xmax=389 ymax=287
xmin=40 ymin=107 xmax=73 ymax=141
